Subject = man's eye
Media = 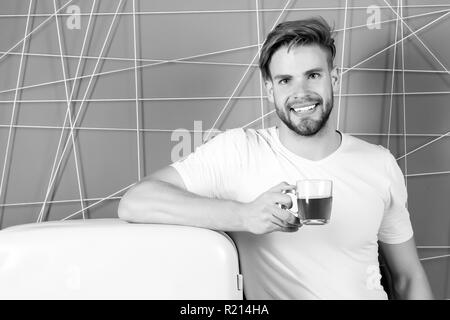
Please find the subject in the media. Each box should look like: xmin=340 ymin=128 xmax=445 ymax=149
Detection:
xmin=279 ymin=79 xmax=289 ymax=85
xmin=309 ymin=73 xmax=321 ymax=79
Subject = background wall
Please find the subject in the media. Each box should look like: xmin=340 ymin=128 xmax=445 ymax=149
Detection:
xmin=0 ymin=0 xmax=449 ymax=298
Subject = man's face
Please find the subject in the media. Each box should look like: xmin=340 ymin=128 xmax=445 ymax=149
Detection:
xmin=265 ymin=44 xmax=339 ymax=136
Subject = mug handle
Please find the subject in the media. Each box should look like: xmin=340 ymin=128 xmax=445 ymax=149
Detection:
xmin=279 ymin=189 xmax=299 ymax=217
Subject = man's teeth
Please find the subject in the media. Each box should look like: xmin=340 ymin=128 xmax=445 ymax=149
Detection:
xmin=292 ymin=104 xmax=317 ymax=113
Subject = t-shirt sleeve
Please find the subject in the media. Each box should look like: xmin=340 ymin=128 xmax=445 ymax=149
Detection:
xmin=377 ymin=151 xmax=414 ymax=244
xmin=170 ymin=128 xmax=246 ymax=199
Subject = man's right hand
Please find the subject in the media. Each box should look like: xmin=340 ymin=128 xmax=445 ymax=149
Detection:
xmin=239 ymin=182 xmax=302 ymax=234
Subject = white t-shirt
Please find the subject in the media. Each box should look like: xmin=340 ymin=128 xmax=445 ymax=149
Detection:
xmin=171 ymin=126 xmax=413 ymax=300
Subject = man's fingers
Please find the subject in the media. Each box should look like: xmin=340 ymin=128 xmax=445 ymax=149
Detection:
xmin=271 ymin=218 xmax=300 ymax=233
xmin=273 ymin=207 xmax=301 ymax=226
xmin=272 ymin=193 xmax=293 ymax=209
xmin=268 ymin=181 xmax=295 ymax=193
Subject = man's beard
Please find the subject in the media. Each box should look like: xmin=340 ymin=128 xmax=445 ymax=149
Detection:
xmin=275 ymin=95 xmax=333 ymax=136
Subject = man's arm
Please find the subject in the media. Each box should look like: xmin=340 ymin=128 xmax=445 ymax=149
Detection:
xmin=379 ymin=237 xmax=434 ymax=299
xmin=117 ymin=166 xmax=300 ymax=234
xmin=118 ymin=166 xmax=243 ymax=230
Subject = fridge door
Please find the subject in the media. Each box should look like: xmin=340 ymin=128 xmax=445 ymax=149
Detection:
xmin=0 ymin=218 xmax=243 ymax=299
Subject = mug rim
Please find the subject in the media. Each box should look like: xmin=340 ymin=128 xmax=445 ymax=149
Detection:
xmin=295 ymin=179 xmax=333 ymax=195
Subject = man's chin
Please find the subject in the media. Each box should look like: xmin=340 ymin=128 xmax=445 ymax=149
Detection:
xmin=286 ymin=106 xmax=333 ymax=136
xmin=284 ymin=118 xmax=323 ymax=136
xmin=276 ymin=108 xmax=330 ymax=136
xmin=291 ymin=125 xmax=322 ymax=136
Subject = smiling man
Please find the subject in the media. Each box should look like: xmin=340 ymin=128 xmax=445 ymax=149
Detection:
xmin=118 ymin=17 xmax=433 ymax=300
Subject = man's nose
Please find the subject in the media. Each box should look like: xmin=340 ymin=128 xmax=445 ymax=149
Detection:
xmin=291 ymin=80 xmax=309 ymax=99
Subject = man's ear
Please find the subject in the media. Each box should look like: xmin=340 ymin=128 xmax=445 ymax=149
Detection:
xmin=265 ymin=79 xmax=274 ymax=104
xmin=330 ymin=66 xmax=340 ymax=94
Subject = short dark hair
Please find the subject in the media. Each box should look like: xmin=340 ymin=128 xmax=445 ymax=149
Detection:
xmin=259 ymin=17 xmax=336 ymax=80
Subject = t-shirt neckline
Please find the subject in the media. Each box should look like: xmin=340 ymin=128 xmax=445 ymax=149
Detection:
xmin=270 ymin=126 xmax=345 ymax=163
